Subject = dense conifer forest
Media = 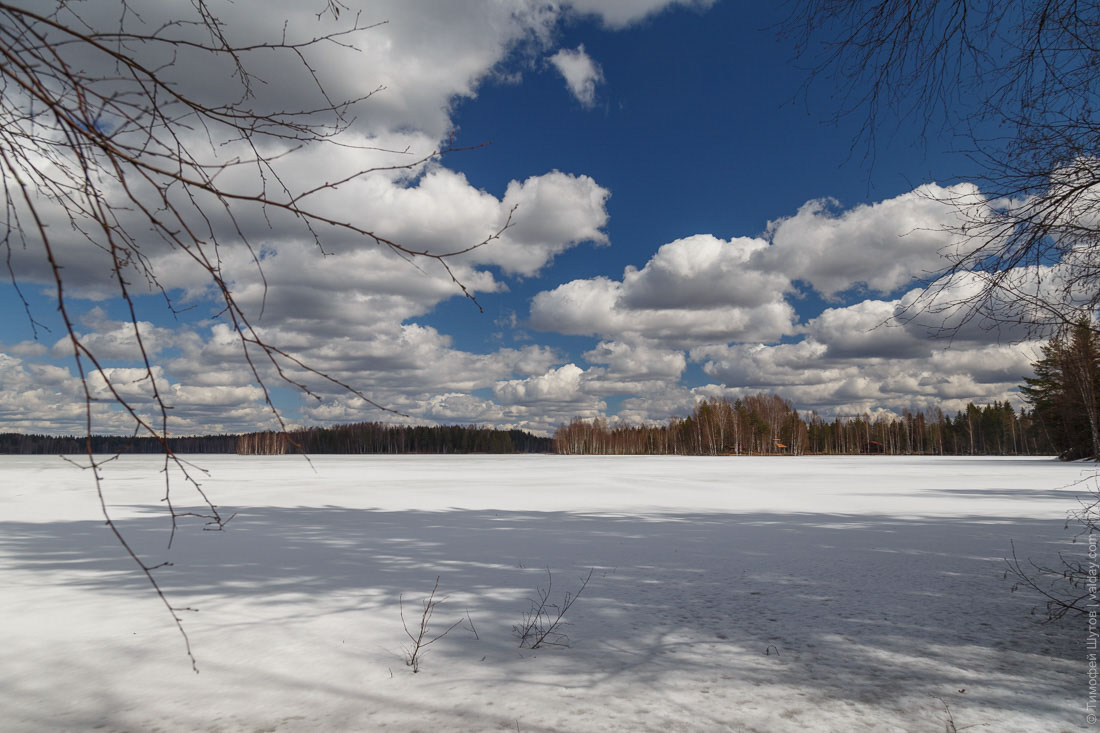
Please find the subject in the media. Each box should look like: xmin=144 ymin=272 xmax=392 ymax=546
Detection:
xmin=0 ymin=432 xmax=240 ymax=455
xmin=1021 ymin=319 xmax=1100 ymax=460
xmin=0 ymin=423 xmax=551 ymax=455
xmin=235 ymin=422 xmax=552 ymax=455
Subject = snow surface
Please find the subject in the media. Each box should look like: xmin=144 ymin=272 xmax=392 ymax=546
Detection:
xmin=0 ymin=454 xmax=1090 ymax=731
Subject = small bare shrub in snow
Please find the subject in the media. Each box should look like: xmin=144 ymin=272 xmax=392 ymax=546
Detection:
xmin=933 ymin=696 xmax=985 ymax=732
xmin=1006 ymin=482 xmax=1100 ymax=620
xmin=400 ymin=577 xmax=461 ymax=673
xmin=514 ymin=567 xmax=593 ymax=649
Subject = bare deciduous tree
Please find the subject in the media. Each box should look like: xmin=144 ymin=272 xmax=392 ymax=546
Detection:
xmin=0 ymin=1 xmax=505 ymax=670
xmin=792 ymin=3 xmax=1100 ymax=621
xmin=789 ymin=0 xmax=1100 ymax=335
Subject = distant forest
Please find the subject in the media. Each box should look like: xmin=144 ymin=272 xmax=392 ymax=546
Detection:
xmin=0 ymin=394 xmax=1057 ymax=457
xmin=0 ymin=432 xmax=240 ymax=455
xmin=235 ymin=423 xmax=552 ymax=455
xmin=0 ymin=422 xmax=552 ymax=456
xmin=553 ymin=395 xmax=1055 ymax=457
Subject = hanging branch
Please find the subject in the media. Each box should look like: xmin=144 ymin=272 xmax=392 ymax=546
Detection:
xmin=0 ymin=1 xmax=508 ymax=669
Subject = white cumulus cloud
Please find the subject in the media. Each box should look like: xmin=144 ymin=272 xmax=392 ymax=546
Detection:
xmin=529 ymin=234 xmax=798 ymax=346
xmin=760 ymin=183 xmax=984 ymax=298
xmin=549 ymin=45 xmax=604 ymax=107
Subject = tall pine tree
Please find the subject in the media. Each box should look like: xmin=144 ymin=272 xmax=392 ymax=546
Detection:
xmin=1022 ymin=320 xmax=1100 ymax=459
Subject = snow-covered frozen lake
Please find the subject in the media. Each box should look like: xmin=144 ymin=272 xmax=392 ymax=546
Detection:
xmin=0 ymin=454 xmax=1090 ymax=731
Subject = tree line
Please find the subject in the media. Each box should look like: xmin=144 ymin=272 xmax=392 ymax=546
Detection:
xmin=552 ymin=394 xmax=1054 ymax=457
xmin=236 ymin=422 xmax=552 ymax=455
xmin=2 ymin=403 xmax=1047 ymax=457
xmin=0 ymin=422 xmax=551 ymax=456
xmin=0 ymin=433 xmax=240 ymax=455
xmin=553 ymin=320 xmax=1100 ymax=459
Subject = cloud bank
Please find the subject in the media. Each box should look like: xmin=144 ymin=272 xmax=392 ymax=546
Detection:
xmin=0 ymin=1 xmax=1044 ymax=437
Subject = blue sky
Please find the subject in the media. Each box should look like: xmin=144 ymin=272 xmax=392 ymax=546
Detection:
xmin=0 ymin=0 xmax=1040 ymax=435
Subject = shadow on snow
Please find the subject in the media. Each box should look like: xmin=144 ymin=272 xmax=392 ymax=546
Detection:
xmin=0 ymin=504 xmax=1081 ymax=726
